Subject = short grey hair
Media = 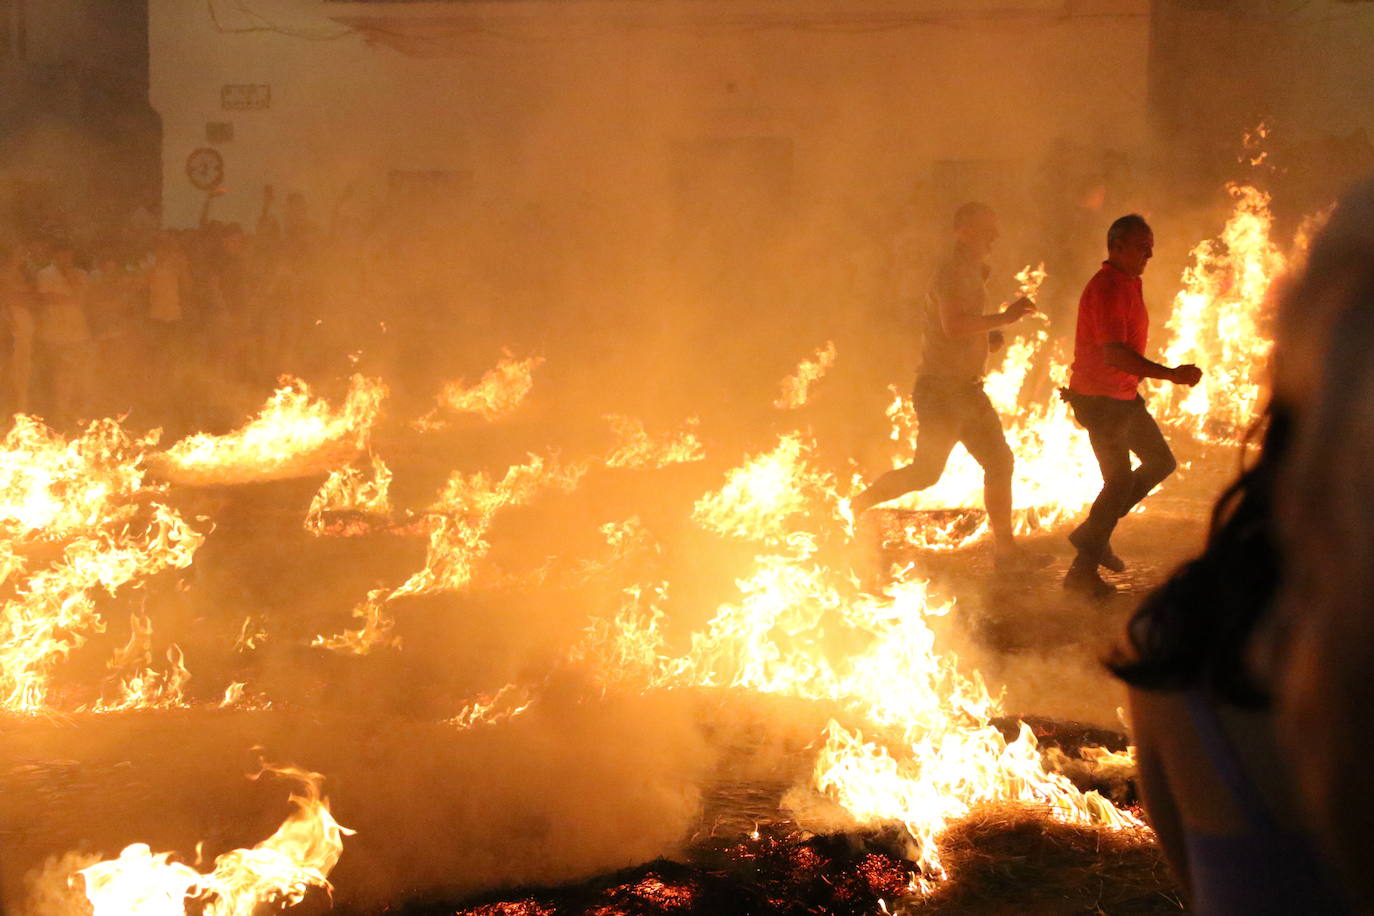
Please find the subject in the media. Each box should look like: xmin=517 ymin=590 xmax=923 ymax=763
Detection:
xmin=1107 ymin=213 xmax=1151 ymax=249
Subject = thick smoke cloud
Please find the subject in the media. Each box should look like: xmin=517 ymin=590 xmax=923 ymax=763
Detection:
xmin=8 ymin=0 xmax=1374 ymax=911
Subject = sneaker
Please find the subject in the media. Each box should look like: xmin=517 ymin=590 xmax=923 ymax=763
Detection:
xmin=1063 ymin=562 xmax=1116 ymax=600
xmin=993 ymin=544 xmax=1054 ymax=572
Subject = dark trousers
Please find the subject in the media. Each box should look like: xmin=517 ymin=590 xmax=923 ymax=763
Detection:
xmin=856 ymin=376 xmax=1013 ymax=522
xmin=1067 ymin=392 xmax=1177 ymax=563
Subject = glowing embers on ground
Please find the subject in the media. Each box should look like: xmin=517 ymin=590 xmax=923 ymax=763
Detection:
xmin=75 ymin=764 xmax=352 ymax=916
xmin=437 ymin=804 xmax=1169 ymax=915
xmin=443 ymin=830 xmax=913 ymax=916
xmin=155 ymin=375 xmax=387 ymax=486
xmin=0 ymin=418 xmax=205 ymax=712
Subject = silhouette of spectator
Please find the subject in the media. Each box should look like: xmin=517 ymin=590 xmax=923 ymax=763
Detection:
xmin=1272 ymin=178 xmax=1374 ymax=913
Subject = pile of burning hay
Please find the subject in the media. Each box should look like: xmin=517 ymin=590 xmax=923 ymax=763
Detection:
xmin=394 ymin=720 xmax=1178 ymax=916
xmin=393 ymin=807 xmax=1177 ymax=916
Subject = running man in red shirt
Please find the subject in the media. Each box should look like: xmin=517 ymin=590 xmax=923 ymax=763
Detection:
xmin=1063 ymin=214 xmax=1202 ymax=598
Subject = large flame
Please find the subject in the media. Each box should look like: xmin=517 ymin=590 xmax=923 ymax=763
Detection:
xmin=156 ymin=375 xmax=387 ymax=486
xmin=75 ymin=764 xmax=353 ymax=916
xmin=1148 ymin=182 xmax=1287 ymax=443
xmin=432 ymin=352 xmax=543 ymax=423
xmin=0 ymin=418 xmax=205 ymax=713
xmin=880 ymin=266 xmax=1098 ymax=550
xmin=572 ymin=431 xmax=1139 ymax=880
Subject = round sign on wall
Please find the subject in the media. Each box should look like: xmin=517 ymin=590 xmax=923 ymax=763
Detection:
xmin=186 ymin=147 xmax=225 ymax=191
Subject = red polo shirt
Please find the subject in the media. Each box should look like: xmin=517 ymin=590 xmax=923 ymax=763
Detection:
xmin=1069 ymin=261 xmax=1149 ymax=400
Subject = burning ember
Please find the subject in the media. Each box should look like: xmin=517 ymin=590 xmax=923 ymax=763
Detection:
xmin=305 ymin=453 xmax=394 ymax=536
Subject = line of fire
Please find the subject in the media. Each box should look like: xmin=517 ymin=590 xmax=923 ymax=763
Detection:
xmin=1 ymin=1 xmax=1372 ymax=914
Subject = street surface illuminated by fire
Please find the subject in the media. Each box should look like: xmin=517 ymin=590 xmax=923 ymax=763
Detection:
xmin=0 ymin=177 xmax=1310 ymax=915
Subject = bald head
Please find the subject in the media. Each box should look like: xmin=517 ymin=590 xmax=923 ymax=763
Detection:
xmin=953 ymin=201 xmax=999 ymax=258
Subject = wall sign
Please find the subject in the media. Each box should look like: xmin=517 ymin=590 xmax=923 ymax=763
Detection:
xmin=221 ymin=84 xmax=271 ymax=111
xmin=186 ymin=147 xmax=225 ymax=191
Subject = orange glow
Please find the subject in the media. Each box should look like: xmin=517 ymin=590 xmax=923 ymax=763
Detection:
xmin=75 ymin=764 xmax=352 ymax=916
xmin=604 ymin=415 xmax=704 ymax=469
xmin=0 ymin=417 xmax=205 ymax=713
xmin=774 ymin=341 xmax=838 ymax=410
xmin=431 ymin=352 xmax=543 ymax=423
xmin=32 ymin=165 xmax=1331 ymax=905
xmin=157 ymin=375 xmax=387 ymax=486
xmin=1149 ymin=182 xmax=1287 ymax=443
xmin=305 ymin=453 xmax=394 ymax=535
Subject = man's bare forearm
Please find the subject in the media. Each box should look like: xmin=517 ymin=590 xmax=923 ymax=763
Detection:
xmin=942 ymin=298 xmax=1033 ymax=337
xmin=943 ymin=311 xmax=1011 ymax=336
xmin=1103 ymin=341 xmax=1177 ymax=380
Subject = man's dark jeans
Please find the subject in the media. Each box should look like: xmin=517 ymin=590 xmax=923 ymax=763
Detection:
xmin=1065 ymin=392 xmax=1177 ymax=564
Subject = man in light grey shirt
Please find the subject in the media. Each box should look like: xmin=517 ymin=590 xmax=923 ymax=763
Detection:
xmin=853 ymin=202 xmax=1046 ymax=570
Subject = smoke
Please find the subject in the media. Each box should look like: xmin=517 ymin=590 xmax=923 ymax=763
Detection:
xmin=10 ymin=1 xmax=1368 ymax=911
xmin=25 ymin=852 xmax=101 ymax=916
xmin=131 ymin=0 xmax=1189 ymax=438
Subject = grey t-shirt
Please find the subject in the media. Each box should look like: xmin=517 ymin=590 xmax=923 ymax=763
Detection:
xmin=920 ymin=243 xmax=989 ymax=382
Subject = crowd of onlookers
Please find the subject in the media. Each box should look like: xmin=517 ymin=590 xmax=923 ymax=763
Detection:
xmin=0 ymin=179 xmax=935 ymax=440
xmin=0 ymin=186 xmax=352 ymax=436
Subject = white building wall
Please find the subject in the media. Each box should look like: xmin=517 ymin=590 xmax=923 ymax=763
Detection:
xmin=150 ymin=0 xmax=1152 ymax=229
